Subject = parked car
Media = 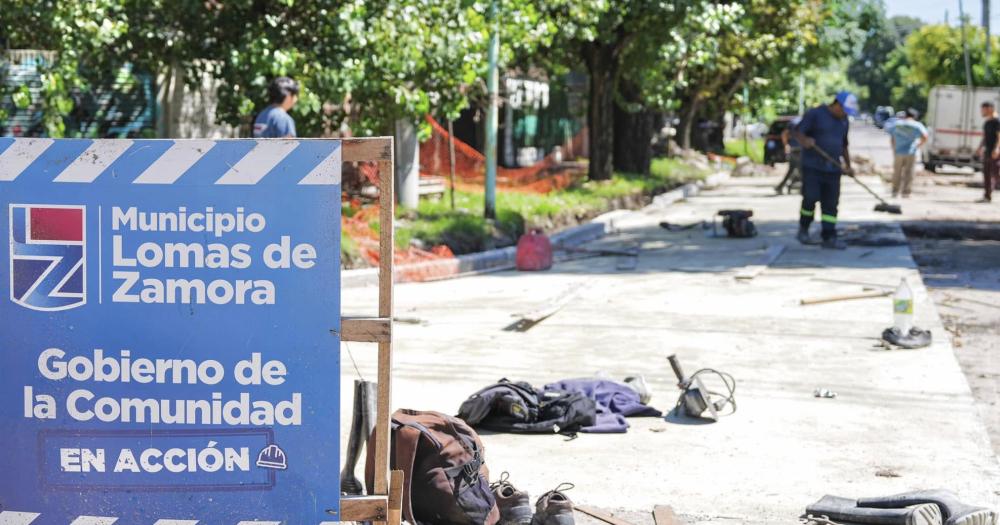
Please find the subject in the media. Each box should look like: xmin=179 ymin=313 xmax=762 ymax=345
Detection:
xmin=763 ymin=116 xmax=797 ymax=166
xmin=874 ymin=106 xmax=894 ymax=128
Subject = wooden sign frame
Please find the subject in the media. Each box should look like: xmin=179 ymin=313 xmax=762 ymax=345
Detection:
xmin=334 ymin=137 xmax=403 ymax=525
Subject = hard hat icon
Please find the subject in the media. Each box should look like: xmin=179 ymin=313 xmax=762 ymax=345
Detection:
xmin=256 ymin=444 xmax=288 ymax=470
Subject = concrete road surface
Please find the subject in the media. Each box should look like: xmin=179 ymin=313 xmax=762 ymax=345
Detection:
xmin=339 ymin=170 xmax=1000 ymax=524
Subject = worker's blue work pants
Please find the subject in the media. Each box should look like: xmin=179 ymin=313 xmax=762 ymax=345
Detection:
xmin=799 ymin=168 xmax=841 ymax=240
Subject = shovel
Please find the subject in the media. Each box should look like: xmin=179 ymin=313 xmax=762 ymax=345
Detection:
xmin=808 ymin=143 xmax=902 ymax=214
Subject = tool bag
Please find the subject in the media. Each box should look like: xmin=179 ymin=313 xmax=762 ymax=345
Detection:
xmin=718 ymin=209 xmax=757 ymax=238
xmin=366 ymin=409 xmax=500 ymax=525
xmin=457 ymin=379 xmax=597 ymax=435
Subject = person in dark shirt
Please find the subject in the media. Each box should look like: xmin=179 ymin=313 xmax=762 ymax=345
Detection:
xmin=791 ymin=91 xmax=858 ymax=249
xmin=253 ymin=77 xmax=299 ymax=138
xmin=975 ymin=101 xmax=1000 ymax=202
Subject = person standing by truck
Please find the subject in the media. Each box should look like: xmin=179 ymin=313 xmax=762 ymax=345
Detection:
xmin=887 ymin=108 xmax=928 ymax=199
xmin=791 ymin=91 xmax=858 ymax=250
xmin=975 ymin=101 xmax=1000 ymax=202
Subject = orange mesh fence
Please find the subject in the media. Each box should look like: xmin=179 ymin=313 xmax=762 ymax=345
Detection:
xmin=419 ymin=115 xmax=588 ymax=193
xmin=342 ymin=114 xmax=589 ymax=267
xmin=342 ymin=202 xmax=454 ymax=267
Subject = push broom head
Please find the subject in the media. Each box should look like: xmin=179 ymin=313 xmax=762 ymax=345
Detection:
xmin=874 ymin=202 xmax=903 ymax=214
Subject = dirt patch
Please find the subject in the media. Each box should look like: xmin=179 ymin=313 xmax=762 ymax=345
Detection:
xmin=906 ymin=230 xmax=1000 ymax=457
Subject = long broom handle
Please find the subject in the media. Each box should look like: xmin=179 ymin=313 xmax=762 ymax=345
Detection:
xmin=808 ymin=143 xmax=891 ymax=205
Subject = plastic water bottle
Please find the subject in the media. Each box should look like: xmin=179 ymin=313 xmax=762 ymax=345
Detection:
xmin=893 ymin=278 xmax=914 ymax=333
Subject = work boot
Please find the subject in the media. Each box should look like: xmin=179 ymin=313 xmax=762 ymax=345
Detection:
xmin=491 ymin=472 xmax=533 ymax=525
xmin=858 ymin=490 xmax=998 ymax=525
xmin=806 ymin=495 xmax=942 ymax=525
xmin=797 ymin=227 xmax=812 ymax=244
xmin=339 ymin=380 xmax=377 ymax=495
xmin=821 ymin=237 xmax=847 ymax=250
xmin=531 ymin=483 xmax=575 ymax=525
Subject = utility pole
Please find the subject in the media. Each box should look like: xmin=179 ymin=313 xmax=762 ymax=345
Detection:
xmin=483 ymin=0 xmax=499 ymax=220
xmin=985 ymin=0 xmax=992 ymax=83
xmin=961 ymin=0 xmax=974 ymax=88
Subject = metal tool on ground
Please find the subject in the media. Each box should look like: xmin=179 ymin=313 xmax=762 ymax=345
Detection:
xmin=809 ymin=144 xmax=902 ymax=214
xmin=659 ymin=220 xmax=703 ymax=231
xmin=505 ymin=283 xmax=586 ymax=332
xmin=667 ymin=355 xmax=737 ymax=421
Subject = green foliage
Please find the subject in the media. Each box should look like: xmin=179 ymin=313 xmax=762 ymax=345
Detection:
xmin=724 ymin=139 xmax=765 ymax=164
xmin=396 ymin=157 xmax=708 ymax=254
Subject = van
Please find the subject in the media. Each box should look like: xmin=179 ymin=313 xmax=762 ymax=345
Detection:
xmin=924 ymin=85 xmax=1000 ymax=172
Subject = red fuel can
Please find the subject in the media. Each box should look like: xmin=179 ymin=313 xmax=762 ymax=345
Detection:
xmin=515 ymin=230 xmax=553 ymax=271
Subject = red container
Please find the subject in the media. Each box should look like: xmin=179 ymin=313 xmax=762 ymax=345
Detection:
xmin=515 ymin=230 xmax=553 ymax=271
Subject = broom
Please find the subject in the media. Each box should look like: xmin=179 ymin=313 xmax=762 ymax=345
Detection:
xmin=808 ymin=144 xmax=902 ymax=214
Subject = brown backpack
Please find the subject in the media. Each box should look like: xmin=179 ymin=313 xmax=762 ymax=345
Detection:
xmin=366 ymin=409 xmax=501 ymax=525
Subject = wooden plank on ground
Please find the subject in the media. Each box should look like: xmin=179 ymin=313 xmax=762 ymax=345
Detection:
xmin=653 ymin=505 xmax=685 ymax=525
xmin=734 ymin=244 xmax=786 ymax=281
xmin=575 ymin=506 xmax=636 ymax=525
xmin=800 ymin=289 xmax=891 ymax=305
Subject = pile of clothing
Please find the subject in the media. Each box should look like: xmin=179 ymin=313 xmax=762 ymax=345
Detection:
xmin=457 ymin=376 xmax=661 ymax=436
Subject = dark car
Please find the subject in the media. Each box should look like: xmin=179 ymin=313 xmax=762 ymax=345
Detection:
xmin=874 ymin=106 xmax=894 ymax=128
xmin=763 ymin=116 xmax=797 ymax=166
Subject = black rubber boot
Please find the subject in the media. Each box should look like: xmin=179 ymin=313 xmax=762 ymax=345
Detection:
xmin=339 ymin=380 xmax=377 ymax=495
xmin=858 ymin=490 xmax=998 ymax=525
xmin=806 ymin=495 xmax=942 ymax=525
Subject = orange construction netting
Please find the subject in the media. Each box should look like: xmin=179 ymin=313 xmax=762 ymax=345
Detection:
xmin=419 ymin=115 xmax=588 ymax=193
xmin=342 ymin=115 xmax=589 ymax=267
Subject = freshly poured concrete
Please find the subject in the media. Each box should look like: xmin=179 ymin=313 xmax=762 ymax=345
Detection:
xmin=339 ymin=174 xmax=1000 ymax=524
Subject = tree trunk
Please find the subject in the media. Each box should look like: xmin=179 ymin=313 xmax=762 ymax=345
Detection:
xmin=613 ymin=79 xmax=654 ymax=174
xmin=678 ymin=97 xmax=701 ymax=150
xmin=583 ymin=42 xmax=618 ymax=181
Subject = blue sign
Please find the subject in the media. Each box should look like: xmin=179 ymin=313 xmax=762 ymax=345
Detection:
xmin=0 ymin=138 xmax=342 ymax=523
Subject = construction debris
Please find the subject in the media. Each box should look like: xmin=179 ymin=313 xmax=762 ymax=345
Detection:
xmin=814 ymin=388 xmax=838 ymax=399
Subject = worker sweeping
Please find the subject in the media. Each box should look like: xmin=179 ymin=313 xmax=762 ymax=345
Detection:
xmin=791 ymin=91 xmax=860 ymax=250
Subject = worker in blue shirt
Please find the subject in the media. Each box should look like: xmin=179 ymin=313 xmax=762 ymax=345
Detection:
xmin=253 ymin=77 xmax=299 ymax=138
xmin=791 ymin=91 xmax=859 ymax=250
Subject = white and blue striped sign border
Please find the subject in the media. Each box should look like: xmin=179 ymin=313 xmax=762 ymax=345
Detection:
xmin=0 ymin=514 xmax=345 ymax=524
xmin=0 ymin=138 xmax=341 ymax=186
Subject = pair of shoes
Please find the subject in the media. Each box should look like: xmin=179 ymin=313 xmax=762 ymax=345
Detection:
xmin=493 ymin=474 xmax=575 ymax=525
xmin=821 ymin=237 xmax=847 ymax=250
xmin=805 ymin=490 xmax=998 ymax=525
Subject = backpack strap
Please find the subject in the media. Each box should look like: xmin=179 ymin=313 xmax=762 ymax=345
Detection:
xmin=395 ymin=424 xmax=421 ymax=525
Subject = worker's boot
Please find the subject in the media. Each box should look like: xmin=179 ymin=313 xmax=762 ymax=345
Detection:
xmin=339 ymin=380 xmax=377 ymax=495
xmin=805 ymin=495 xmax=942 ymax=525
xmin=858 ymin=490 xmax=998 ymax=525
xmin=797 ymin=226 xmax=812 ymax=244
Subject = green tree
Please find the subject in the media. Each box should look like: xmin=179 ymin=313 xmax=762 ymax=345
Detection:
xmin=531 ymin=0 xmax=688 ymax=180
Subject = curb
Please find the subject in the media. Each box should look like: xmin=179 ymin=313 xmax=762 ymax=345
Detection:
xmin=341 ymin=170 xmax=730 ymax=287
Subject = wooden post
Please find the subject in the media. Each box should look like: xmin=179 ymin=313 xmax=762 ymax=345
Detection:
xmin=337 ymin=137 xmax=399 ymax=524
xmin=448 ymin=119 xmax=457 ymax=210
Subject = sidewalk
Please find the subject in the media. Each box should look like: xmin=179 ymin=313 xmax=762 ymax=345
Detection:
xmin=340 ymin=174 xmax=1000 ymax=524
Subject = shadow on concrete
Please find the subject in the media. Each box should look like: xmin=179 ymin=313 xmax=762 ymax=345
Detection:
xmin=905 ymin=220 xmax=1000 ymax=291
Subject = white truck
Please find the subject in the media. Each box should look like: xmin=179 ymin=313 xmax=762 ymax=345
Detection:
xmin=923 ymin=85 xmax=1000 ymax=172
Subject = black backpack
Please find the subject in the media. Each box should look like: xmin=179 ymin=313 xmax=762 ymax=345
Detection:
xmin=457 ymin=379 xmax=597 ymax=435
xmin=366 ymin=409 xmax=500 ymax=525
